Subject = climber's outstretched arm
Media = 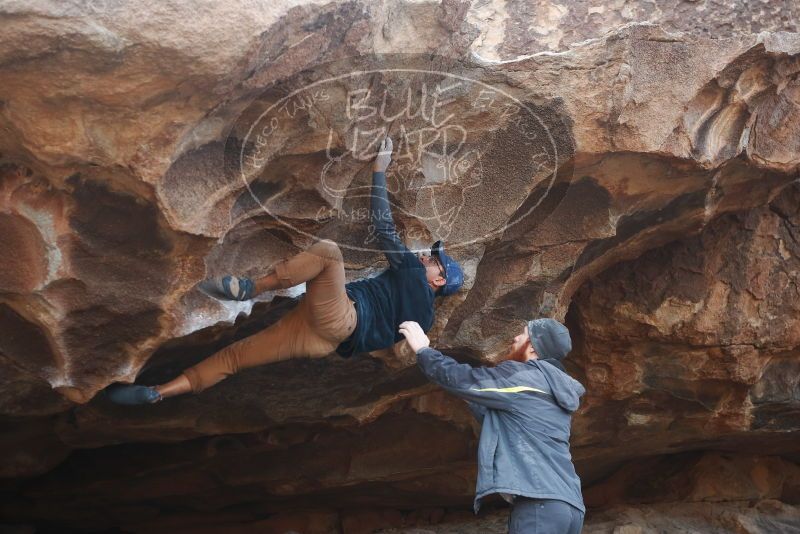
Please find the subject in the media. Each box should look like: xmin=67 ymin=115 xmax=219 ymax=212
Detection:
xmin=371 ymin=137 xmax=417 ymax=270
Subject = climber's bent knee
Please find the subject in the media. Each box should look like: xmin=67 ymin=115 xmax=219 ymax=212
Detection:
xmin=272 ymin=239 xmax=343 ymax=288
xmin=310 ymin=239 xmax=343 ymax=262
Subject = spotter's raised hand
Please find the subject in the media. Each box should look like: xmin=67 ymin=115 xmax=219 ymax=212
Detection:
xmin=398 ymin=320 xmax=430 ymax=353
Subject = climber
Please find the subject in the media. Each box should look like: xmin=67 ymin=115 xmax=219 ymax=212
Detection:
xmin=106 ymin=137 xmax=464 ymax=405
xmin=398 ymin=318 xmax=585 ymax=534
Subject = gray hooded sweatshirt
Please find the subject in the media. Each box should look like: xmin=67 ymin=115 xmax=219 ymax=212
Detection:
xmin=416 ymin=347 xmax=586 ymax=513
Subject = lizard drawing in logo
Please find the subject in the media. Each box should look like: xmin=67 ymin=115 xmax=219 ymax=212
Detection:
xmin=320 ymin=124 xmax=483 ymax=244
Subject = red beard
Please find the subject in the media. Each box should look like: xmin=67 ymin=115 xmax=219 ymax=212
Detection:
xmin=505 ymin=342 xmax=529 ymax=363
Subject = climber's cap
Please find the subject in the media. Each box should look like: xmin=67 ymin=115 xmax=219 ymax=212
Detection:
xmin=527 ymin=318 xmax=572 ymax=361
xmin=431 ymin=240 xmax=463 ymax=297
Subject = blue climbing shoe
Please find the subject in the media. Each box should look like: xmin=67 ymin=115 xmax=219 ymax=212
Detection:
xmin=105 ymin=384 xmax=162 ymax=405
xmin=220 ymin=275 xmax=255 ymax=301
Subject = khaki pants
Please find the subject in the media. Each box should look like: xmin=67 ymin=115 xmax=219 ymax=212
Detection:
xmin=183 ymin=240 xmax=357 ymax=393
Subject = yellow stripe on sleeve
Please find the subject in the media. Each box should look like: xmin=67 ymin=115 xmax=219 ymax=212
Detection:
xmin=471 ymin=386 xmax=549 ymax=395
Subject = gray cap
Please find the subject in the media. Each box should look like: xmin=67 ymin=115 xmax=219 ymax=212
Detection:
xmin=527 ymin=318 xmax=572 ymax=360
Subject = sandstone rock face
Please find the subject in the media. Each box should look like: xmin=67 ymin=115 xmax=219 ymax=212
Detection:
xmin=468 ymin=0 xmax=800 ymax=60
xmin=1 ymin=1 xmax=799 ymax=532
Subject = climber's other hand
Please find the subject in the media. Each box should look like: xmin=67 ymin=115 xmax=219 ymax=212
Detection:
xmin=398 ymin=321 xmax=430 ymax=353
xmin=373 ymin=136 xmax=393 ymax=173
